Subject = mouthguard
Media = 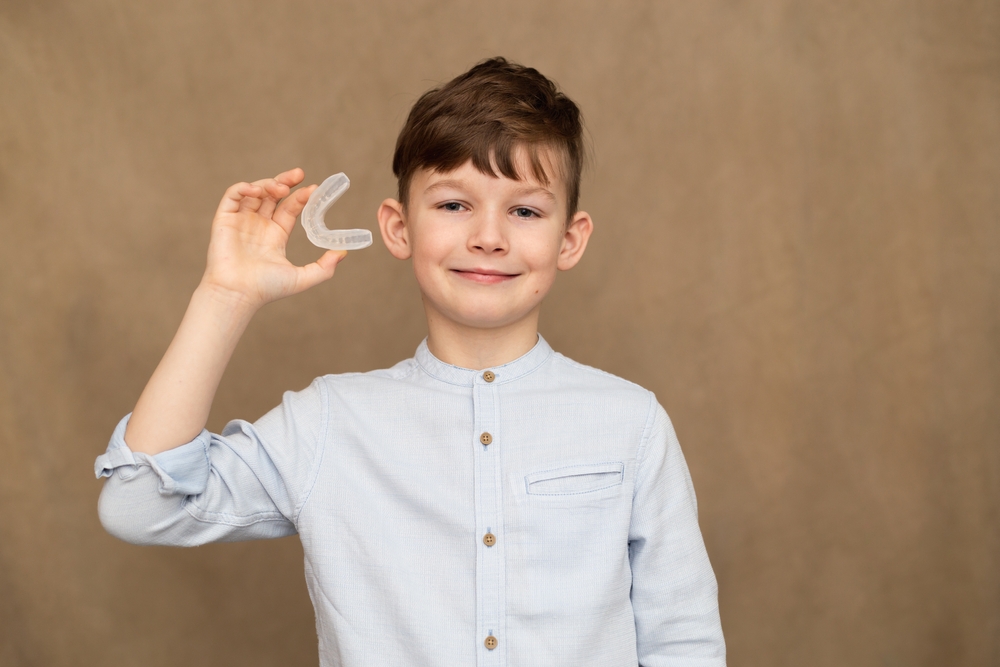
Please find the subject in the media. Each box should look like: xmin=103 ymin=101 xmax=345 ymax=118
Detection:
xmin=300 ymin=173 xmax=372 ymax=251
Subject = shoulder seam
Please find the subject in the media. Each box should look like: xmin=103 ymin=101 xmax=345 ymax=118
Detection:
xmin=292 ymin=376 xmax=330 ymax=524
xmin=632 ymin=390 xmax=660 ymax=502
xmin=332 ymin=359 xmax=420 ymax=383
xmin=551 ymin=353 xmax=649 ymax=392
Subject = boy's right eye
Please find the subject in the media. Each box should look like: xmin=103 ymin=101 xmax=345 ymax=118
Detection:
xmin=439 ymin=202 xmax=466 ymax=212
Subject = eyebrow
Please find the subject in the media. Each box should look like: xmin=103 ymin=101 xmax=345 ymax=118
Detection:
xmin=422 ymin=179 xmax=468 ymax=196
xmin=423 ymin=179 xmax=557 ymax=202
xmin=512 ymin=185 xmax=557 ymax=202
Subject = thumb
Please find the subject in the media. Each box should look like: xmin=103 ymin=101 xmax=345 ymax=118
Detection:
xmin=295 ymin=250 xmax=348 ymax=292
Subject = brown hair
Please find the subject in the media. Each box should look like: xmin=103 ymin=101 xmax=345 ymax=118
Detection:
xmin=392 ymin=57 xmax=585 ymax=217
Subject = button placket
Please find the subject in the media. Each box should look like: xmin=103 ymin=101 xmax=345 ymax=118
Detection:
xmin=473 ymin=373 xmax=505 ymax=662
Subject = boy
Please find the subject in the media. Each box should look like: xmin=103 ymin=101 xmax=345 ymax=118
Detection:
xmin=96 ymin=58 xmax=725 ymax=666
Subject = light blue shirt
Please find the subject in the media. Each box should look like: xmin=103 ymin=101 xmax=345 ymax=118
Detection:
xmin=96 ymin=336 xmax=725 ymax=666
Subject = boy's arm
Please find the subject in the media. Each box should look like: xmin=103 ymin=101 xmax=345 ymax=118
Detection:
xmin=630 ymin=401 xmax=726 ymax=666
xmin=124 ymin=168 xmax=345 ymax=456
xmin=97 ymin=376 xmax=330 ymax=546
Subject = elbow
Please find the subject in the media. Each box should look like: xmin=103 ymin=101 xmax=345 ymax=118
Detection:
xmin=98 ymin=477 xmax=143 ymax=544
xmin=97 ymin=471 xmax=168 ymax=545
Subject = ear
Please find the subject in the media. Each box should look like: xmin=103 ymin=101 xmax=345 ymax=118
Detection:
xmin=377 ymin=198 xmax=412 ymax=260
xmin=557 ymin=210 xmax=594 ymax=271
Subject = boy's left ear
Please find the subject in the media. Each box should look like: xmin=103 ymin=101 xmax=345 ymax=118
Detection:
xmin=557 ymin=211 xmax=594 ymax=271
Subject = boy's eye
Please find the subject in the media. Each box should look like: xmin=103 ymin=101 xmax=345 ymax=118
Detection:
xmin=440 ymin=202 xmax=465 ymax=212
xmin=512 ymin=207 xmax=538 ymax=219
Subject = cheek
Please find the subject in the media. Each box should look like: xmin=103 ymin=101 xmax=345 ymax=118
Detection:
xmin=524 ymin=236 xmax=564 ymax=273
xmin=410 ymin=251 xmax=442 ymax=290
xmin=533 ymin=269 xmax=558 ymax=295
xmin=409 ymin=234 xmax=459 ymax=289
xmin=526 ymin=251 xmax=560 ymax=295
xmin=411 ymin=218 xmax=461 ymax=256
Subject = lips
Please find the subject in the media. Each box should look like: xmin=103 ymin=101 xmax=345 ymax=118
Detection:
xmin=452 ymin=268 xmax=519 ymax=284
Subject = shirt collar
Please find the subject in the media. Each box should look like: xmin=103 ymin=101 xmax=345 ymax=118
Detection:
xmin=414 ymin=334 xmax=553 ymax=387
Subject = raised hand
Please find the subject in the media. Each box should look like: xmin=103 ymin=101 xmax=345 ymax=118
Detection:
xmin=124 ymin=169 xmax=351 ymax=455
xmin=201 ymin=168 xmax=347 ymax=311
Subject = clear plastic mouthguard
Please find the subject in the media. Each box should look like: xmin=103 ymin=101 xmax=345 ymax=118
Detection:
xmin=300 ymin=173 xmax=372 ymax=251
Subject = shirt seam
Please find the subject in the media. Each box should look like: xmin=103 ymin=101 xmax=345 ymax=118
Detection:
xmin=524 ymin=461 xmax=625 ymax=496
xmin=632 ymin=391 xmax=659 ymax=504
xmin=552 ymin=353 xmax=650 ymax=393
xmin=416 ymin=341 xmax=553 ymax=387
xmin=414 ymin=363 xmax=474 ymax=387
xmin=182 ymin=502 xmax=289 ymax=527
xmin=504 ymin=354 xmax=551 ymax=384
xmin=525 ymin=461 xmax=625 ymax=479
xmin=292 ymin=377 xmax=333 ymax=525
xmin=525 ymin=482 xmax=625 ymax=497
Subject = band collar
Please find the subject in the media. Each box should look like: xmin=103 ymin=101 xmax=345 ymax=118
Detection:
xmin=414 ymin=334 xmax=553 ymax=387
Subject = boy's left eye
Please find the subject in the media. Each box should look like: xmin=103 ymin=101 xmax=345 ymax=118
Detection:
xmin=512 ymin=207 xmax=538 ymax=219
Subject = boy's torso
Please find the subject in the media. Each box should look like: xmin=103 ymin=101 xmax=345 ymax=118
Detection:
xmin=278 ymin=337 xmax=653 ymax=665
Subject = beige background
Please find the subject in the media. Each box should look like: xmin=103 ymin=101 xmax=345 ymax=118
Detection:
xmin=1 ymin=1 xmax=998 ymax=665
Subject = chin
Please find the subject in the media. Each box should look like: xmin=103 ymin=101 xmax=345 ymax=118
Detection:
xmin=448 ymin=306 xmax=534 ymax=331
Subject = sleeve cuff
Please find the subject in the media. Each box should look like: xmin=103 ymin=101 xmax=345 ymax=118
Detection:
xmin=94 ymin=414 xmax=212 ymax=496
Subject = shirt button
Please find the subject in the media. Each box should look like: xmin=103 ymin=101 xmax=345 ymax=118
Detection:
xmin=483 ymin=370 xmax=495 ymax=382
xmin=480 ymin=432 xmax=493 ymax=446
xmin=484 ymin=635 xmax=498 ymax=650
xmin=483 ymin=532 xmax=496 ymax=547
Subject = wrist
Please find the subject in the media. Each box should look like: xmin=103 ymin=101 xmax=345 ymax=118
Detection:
xmin=191 ymin=280 xmax=260 ymax=328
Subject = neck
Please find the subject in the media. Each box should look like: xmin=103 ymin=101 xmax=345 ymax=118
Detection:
xmin=424 ymin=309 xmax=541 ymax=370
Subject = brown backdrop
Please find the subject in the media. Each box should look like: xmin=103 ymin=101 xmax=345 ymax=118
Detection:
xmin=1 ymin=1 xmax=997 ymax=665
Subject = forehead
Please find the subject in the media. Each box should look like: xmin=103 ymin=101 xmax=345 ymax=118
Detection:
xmin=415 ymin=145 xmax=569 ymax=199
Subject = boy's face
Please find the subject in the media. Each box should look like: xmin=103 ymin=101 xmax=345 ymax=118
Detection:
xmin=377 ymin=148 xmax=592 ymax=337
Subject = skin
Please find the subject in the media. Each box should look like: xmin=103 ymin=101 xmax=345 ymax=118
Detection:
xmin=378 ymin=148 xmax=593 ymax=369
xmin=124 ymin=150 xmax=592 ymax=456
xmin=124 ymin=169 xmax=346 ymax=455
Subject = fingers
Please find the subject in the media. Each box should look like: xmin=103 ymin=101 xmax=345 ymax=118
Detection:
xmin=273 ymin=168 xmax=305 ymax=188
xmin=263 ymin=169 xmax=307 ymax=219
xmin=244 ymin=178 xmax=291 ymax=218
xmin=272 ymin=183 xmax=317 ymax=233
xmin=216 ymin=182 xmax=263 ymax=216
xmin=294 ymin=250 xmax=347 ymax=292
xmin=216 ymin=169 xmax=305 ymax=219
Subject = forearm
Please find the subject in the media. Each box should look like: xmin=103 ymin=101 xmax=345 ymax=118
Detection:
xmin=121 ymin=169 xmax=340 ymax=455
xmin=124 ymin=283 xmax=257 ymax=455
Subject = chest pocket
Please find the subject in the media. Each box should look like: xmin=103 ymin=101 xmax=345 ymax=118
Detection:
xmin=525 ymin=462 xmax=624 ymax=496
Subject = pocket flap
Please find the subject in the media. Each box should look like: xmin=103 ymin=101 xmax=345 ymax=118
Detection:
xmin=525 ymin=462 xmax=624 ymax=496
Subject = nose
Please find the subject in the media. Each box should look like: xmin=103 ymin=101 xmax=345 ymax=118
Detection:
xmin=468 ymin=207 xmax=508 ymax=254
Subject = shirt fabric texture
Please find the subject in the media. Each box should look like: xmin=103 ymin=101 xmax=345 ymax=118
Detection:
xmin=96 ymin=336 xmax=726 ymax=666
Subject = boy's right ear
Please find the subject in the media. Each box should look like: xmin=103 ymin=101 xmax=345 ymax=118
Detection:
xmin=377 ymin=198 xmax=412 ymax=260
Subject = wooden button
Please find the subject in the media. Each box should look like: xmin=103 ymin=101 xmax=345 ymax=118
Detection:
xmin=483 ymin=370 xmax=495 ymax=382
xmin=480 ymin=432 xmax=493 ymax=446
xmin=484 ymin=635 xmax=498 ymax=650
xmin=483 ymin=532 xmax=496 ymax=547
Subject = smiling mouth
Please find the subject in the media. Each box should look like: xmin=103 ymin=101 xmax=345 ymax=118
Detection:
xmin=452 ymin=269 xmax=519 ymax=284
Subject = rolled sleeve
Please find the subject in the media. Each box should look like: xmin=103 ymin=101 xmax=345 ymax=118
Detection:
xmin=95 ymin=413 xmax=211 ymax=496
xmin=95 ymin=377 xmax=328 ymax=547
